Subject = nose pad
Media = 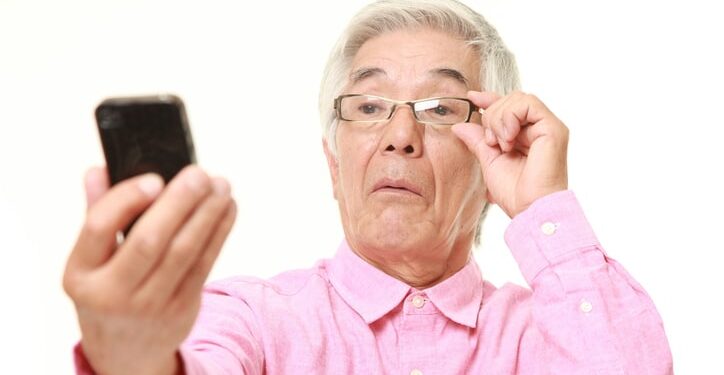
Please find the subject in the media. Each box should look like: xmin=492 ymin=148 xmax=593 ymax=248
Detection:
xmin=389 ymin=104 xmax=418 ymax=123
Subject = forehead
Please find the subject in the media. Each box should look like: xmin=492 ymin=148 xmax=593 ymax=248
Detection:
xmin=348 ymin=27 xmax=481 ymax=92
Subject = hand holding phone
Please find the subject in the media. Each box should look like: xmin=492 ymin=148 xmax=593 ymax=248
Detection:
xmin=63 ymin=95 xmax=236 ymax=374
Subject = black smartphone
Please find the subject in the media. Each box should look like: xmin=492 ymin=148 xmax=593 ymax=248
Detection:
xmin=95 ymin=94 xmax=196 ymax=185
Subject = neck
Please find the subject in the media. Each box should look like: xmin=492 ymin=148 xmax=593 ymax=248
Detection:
xmin=348 ymin=237 xmax=473 ymax=289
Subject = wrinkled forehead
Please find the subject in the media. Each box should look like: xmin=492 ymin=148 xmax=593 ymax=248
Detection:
xmin=346 ymin=28 xmax=481 ymax=95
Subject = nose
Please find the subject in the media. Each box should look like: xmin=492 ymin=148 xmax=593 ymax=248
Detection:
xmin=379 ymin=105 xmax=423 ymax=157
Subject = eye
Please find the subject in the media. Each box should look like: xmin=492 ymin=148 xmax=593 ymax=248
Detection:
xmin=433 ymin=105 xmax=450 ymax=116
xmin=359 ymin=104 xmax=380 ymax=114
xmin=426 ymin=105 xmax=455 ymax=117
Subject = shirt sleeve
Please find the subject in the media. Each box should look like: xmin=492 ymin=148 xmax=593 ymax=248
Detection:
xmin=504 ymin=190 xmax=673 ymax=374
xmin=179 ymin=285 xmax=265 ymax=375
xmin=71 ymin=286 xmax=264 ymax=375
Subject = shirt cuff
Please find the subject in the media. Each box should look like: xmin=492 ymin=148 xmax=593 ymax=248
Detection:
xmin=504 ymin=190 xmax=601 ymax=286
xmin=74 ymin=342 xmax=191 ymax=375
xmin=73 ymin=343 xmax=96 ymax=375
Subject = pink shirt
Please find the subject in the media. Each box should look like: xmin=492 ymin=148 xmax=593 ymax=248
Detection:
xmin=75 ymin=191 xmax=673 ymax=374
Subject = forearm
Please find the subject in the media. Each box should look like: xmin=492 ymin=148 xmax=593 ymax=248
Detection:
xmin=506 ymin=190 xmax=672 ymax=373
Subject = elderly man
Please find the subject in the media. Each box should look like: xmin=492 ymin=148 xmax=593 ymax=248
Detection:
xmin=64 ymin=0 xmax=673 ymax=374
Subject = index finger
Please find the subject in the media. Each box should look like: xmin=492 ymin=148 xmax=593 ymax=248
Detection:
xmin=69 ymin=173 xmax=164 ymax=272
xmin=467 ymin=90 xmax=502 ymax=111
xmin=107 ymin=166 xmax=213 ymax=290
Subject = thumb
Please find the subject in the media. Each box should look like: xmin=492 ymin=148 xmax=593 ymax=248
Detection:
xmin=84 ymin=166 xmax=110 ymax=210
xmin=451 ymin=122 xmax=500 ymax=172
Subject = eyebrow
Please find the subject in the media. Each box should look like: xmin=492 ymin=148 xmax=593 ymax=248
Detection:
xmin=431 ymin=68 xmax=469 ymax=87
xmin=349 ymin=67 xmax=387 ymax=84
xmin=348 ymin=66 xmax=470 ymax=87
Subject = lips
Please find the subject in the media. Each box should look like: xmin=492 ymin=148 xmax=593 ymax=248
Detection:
xmin=372 ymin=177 xmax=422 ymax=196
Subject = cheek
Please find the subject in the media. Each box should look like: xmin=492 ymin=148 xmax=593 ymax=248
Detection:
xmin=335 ymin=126 xmax=380 ymax=198
xmin=431 ymin=139 xmax=484 ymax=206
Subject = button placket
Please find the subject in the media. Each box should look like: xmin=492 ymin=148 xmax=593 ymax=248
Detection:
xmin=400 ymin=292 xmax=437 ymax=374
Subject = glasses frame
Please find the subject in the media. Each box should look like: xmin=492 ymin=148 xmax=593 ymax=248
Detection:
xmin=334 ymin=94 xmax=480 ymax=125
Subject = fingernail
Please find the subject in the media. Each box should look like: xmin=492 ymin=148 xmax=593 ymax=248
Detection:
xmin=138 ymin=174 xmax=164 ymax=197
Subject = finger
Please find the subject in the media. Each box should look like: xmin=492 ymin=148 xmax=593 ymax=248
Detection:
xmin=135 ymin=178 xmax=232 ymax=305
xmin=69 ymin=173 xmax=164 ymax=272
xmin=84 ymin=166 xmax=110 ymax=210
xmin=467 ymin=90 xmax=502 ymax=110
xmin=109 ymin=166 xmax=213 ymax=290
xmin=481 ymin=92 xmax=517 ymax=152
xmin=488 ymin=92 xmax=557 ymax=153
xmin=172 ymin=199 xmax=237 ymax=307
xmin=500 ymin=109 xmax=524 ymax=152
xmin=484 ymin=126 xmax=497 ymax=147
xmin=451 ymin=122 xmax=501 ymax=172
xmin=515 ymin=118 xmax=569 ymax=149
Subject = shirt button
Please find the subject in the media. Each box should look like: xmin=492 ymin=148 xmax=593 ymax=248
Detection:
xmin=411 ymin=295 xmax=425 ymax=308
xmin=541 ymin=222 xmax=557 ymax=235
xmin=580 ymin=300 xmax=593 ymax=313
xmin=410 ymin=370 xmax=423 ymax=375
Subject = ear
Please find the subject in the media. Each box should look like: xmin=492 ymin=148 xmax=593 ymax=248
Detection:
xmin=322 ymin=138 xmax=340 ymax=200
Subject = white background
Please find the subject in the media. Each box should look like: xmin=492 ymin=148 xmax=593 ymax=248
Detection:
xmin=1 ymin=0 xmax=722 ymax=373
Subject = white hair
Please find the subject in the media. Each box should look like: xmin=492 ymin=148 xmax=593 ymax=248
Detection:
xmin=318 ymin=0 xmax=521 ymax=245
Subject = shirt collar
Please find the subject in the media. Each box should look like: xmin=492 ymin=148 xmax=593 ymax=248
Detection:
xmin=422 ymin=256 xmax=484 ymax=328
xmin=327 ymin=240 xmax=484 ymax=328
xmin=327 ymin=240 xmax=411 ymax=324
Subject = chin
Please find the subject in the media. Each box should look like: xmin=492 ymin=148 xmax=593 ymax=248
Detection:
xmin=360 ymin=220 xmax=430 ymax=254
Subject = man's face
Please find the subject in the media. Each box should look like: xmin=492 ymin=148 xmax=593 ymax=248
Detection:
xmin=325 ymin=28 xmax=486 ymax=257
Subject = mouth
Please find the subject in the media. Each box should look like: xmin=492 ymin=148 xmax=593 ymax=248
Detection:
xmin=372 ymin=178 xmax=422 ymax=197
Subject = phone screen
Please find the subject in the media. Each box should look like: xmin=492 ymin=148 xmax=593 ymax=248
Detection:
xmin=96 ymin=96 xmax=196 ymax=185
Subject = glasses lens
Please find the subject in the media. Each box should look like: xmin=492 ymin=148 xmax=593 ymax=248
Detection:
xmin=340 ymin=96 xmax=392 ymax=121
xmin=414 ymin=98 xmax=470 ymax=124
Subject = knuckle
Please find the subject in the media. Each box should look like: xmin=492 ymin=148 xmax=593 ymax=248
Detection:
xmin=82 ymin=212 xmax=111 ymax=237
xmin=547 ymin=127 xmax=569 ymax=148
xmin=62 ymin=271 xmax=80 ymax=298
xmin=129 ymin=293 xmax=158 ymax=314
xmin=167 ymin=241 xmax=196 ymax=267
xmin=127 ymin=232 xmax=163 ymax=263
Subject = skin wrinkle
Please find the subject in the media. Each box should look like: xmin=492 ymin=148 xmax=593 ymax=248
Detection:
xmin=350 ymin=66 xmax=471 ymax=92
xmin=326 ymin=28 xmax=487 ymax=289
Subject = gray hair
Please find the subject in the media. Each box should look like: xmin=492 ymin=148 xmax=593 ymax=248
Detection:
xmin=318 ymin=0 xmax=521 ymax=245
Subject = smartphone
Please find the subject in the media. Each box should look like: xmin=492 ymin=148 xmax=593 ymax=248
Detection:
xmin=95 ymin=94 xmax=196 ymax=185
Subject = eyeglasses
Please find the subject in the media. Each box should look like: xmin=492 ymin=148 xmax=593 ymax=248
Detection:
xmin=334 ymin=94 xmax=480 ymax=125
